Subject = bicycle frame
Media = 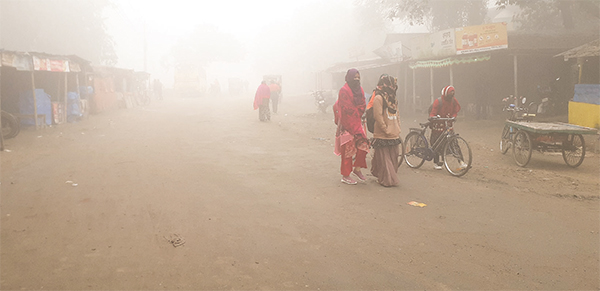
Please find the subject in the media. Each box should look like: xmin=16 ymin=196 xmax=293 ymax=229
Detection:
xmin=409 ymin=118 xmax=456 ymax=161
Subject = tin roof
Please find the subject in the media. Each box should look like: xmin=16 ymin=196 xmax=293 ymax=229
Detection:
xmin=554 ymin=39 xmax=600 ymax=60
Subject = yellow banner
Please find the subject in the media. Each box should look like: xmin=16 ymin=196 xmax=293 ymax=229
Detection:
xmin=455 ymin=22 xmax=508 ymax=55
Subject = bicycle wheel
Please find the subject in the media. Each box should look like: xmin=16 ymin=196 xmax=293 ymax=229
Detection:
xmin=562 ymin=134 xmax=585 ymax=168
xmin=404 ymin=132 xmax=427 ymax=168
xmin=443 ymin=136 xmax=472 ymax=177
xmin=1 ymin=111 xmax=20 ymax=139
xmin=500 ymin=125 xmax=512 ymax=154
xmin=512 ymin=130 xmax=532 ymax=167
xmin=142 ymin=94 xmax=151 ymax=106
xmin=397 ymin=137 xmax=404 ymax=169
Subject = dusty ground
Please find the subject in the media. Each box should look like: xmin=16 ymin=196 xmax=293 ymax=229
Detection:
xmin=1 ymin=92 xmax=599 ymax=290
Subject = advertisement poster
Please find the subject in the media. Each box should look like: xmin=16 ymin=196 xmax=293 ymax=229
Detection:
xmin=455 ymin=22 xmax=508 ymax=55
xmin=410 ymin=29 xmax=456 ymax=60
xmin=33 ymin=56 xmax=70 ymax=72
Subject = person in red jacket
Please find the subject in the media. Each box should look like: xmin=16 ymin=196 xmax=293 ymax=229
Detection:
xmin=334 ymin=68 xmax=369 ymax=185
xmin=253 ymin=81 xmax=271 ymax=121
xmin=429 ymin=85 xmax=461 ymax=169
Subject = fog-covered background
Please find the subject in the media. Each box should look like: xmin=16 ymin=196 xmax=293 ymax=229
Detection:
xmin=1 ymin=0 xmax=598 ymax=96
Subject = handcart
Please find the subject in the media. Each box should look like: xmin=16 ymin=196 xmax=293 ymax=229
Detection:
xmin=503 ymin=120 xmax=598 ymax=167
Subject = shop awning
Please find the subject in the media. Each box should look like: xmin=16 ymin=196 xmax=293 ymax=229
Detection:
xmin=554 ymin=39 xmax=600 ymax=60
xmin=409 ymin=53 xmax=491 ymax=69
xmin=0 ymin=50 xmax=87 ymax=72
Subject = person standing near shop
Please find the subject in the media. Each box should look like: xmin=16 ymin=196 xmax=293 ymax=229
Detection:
xmin=334 ymin=68 xmax=369 ymax=185
xmin=370 ymin=75 xmax=402 ymax=187
xmin=253 ymin=80 xmax=271 ymax=121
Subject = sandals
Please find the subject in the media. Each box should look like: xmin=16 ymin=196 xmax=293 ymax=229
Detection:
xmin=341 ymin=176 xmax=357 ymax=185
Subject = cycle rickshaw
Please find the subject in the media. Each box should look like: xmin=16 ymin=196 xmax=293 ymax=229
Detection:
xmin=501 ymin=120 xmax=598 ymax=167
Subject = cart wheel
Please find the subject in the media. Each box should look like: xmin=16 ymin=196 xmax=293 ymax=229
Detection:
xmin=397 ymin=137 xmax=404 ymax=169
xmin=513 ymin=130 xmax=532 ymax=167
xmin=562 ymin=134 xmax=585 ymax=168
xmin=500 ymin=125 xmax=512 ymax=154
xmin=404 ymin=132 xmax=427 ymax=169
xmin=1 ymin=111 xmax=20 ymax=139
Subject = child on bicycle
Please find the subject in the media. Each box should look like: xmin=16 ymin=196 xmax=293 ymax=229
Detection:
xmin=429 ymin=85 xmax=461 ymax=170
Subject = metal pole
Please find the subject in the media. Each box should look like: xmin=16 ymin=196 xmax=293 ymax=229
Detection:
xmin=64 ymin=72 xmax=68 ymax=122
xmin=513 ymin=55 xmax=518 ymax=97
xmin=31 ymin=70 xmax=38 ymax=129
xmin=0 ymin=61 xmax=4 ymax=150
xmin=430 ymin=67 xmax=434 ymax=104
xmin=143 ymin=20 xmax=147 ymax=72
xmin=578 ymin=60 xmax=582 ymax=84
xmin=75 ymin=72 xmax=82 ymax=117
xmin=412 ymin=68 xmax=416 ymax=112
xmin=449 ymin=66 xmax=454 ymax=86
xmin=404 ymin=66 xmax=408 ymax=110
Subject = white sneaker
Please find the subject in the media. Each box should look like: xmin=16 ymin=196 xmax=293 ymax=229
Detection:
xmin=458 ymin=162 xmax=468 ymax=170
xmin=341 ymin=176 xmax=358 ymax=185
xmin=433 ymin=164 xmax=443 ymax=170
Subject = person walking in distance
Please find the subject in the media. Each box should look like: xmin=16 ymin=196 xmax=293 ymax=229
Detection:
xmin=334 ymin=68 xmax=369 ymax=185
xmin=268 ymin=80 xmax=281 ymax=114
xmin=253 ymin=81 xmax=271 ymax=121
xmin=370 ymin=75 xmax=402 ymax=187
xmin=429 ymin=85 xmax=461 ymax=170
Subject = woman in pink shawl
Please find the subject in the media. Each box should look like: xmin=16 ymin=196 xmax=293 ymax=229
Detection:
xmin=334 ymin=68 xmax=369 ymax=185
xmin=253 ymin=81 xmax=271 ymax=121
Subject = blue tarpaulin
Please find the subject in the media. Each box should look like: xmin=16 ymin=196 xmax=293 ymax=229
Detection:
xmin=19 ymin=89 xmax=52 ymax=125
xmin=573 ymin=84 xmax=600 ymax=105
xmin=67 ymin=92 xmax=82 ymax=122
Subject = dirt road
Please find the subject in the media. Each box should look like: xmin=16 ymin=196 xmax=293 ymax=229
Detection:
xmin=1 ymin=93 xmax=598 ymax=290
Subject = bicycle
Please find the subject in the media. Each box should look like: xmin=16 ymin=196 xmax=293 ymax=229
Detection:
xmin=136 ymin=91 xmax=151 ymax=106
xmin=403 ymin=117 xmax=472 ymax=177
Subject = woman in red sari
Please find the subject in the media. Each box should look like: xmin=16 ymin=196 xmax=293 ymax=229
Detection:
xmin=334 ymin=68 xmax=369 ymax=185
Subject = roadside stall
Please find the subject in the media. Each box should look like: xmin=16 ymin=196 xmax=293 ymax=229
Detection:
xmin=555 ymin=39 xmax=600 ymax=129
xmin=91 ymin=66 xmax=135 ymax=112
xmin=1 ymin=50 xmax=89 ymax=131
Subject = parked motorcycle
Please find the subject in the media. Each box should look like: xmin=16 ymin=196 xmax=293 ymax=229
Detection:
xmin=535 ymin=78 xmax=560 ymax=116
xmin=312 ymin=90 xmax=333 ymax=113
xmin=502 ymin=95 xmax=536 ymax=121
xmin=1 ymin=110 xmax=20 ymax=139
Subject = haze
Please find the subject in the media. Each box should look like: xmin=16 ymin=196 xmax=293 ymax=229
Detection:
xmin=106 ymin=0 xmax=376 ymax=94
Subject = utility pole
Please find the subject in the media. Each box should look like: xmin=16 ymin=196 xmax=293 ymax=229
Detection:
xmin=143 ymin=20 xmax=147 ymax=73
xmin=0 ymin=1 xmax=4 ymax=150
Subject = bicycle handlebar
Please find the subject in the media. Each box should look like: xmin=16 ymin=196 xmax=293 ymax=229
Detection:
xmin=419 ymin=116 xmax=456 ymax=128
xmin=428 ymin=116 xmax=456 ymax=121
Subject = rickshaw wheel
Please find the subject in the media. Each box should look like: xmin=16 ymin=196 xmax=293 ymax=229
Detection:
xmin=513 ymin=130 xmax=532 ymax=167
xmin=500 ymin=125 xmax=512 ymax=154
xmin=562 ymin=134 xmax=585 ymax=168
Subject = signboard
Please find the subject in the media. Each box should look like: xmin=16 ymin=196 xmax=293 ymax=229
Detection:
xmin=410 ymin=29 xmax=456 ymax=60
xmin=455 ymin=22 xmax=508 ymax=55
xmin=374 ymin=41 xmax=404 ymax=62
xmin=33 ymin=56 xmax=70 ymax=72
